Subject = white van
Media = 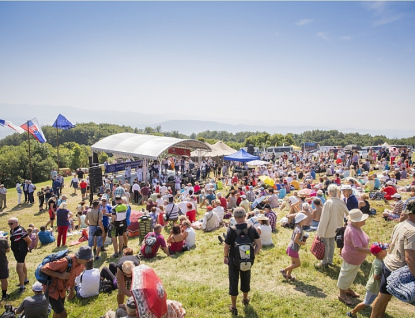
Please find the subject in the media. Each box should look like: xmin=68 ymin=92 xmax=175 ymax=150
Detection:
xmin=266 ymin=146 xmax=293 ymax=158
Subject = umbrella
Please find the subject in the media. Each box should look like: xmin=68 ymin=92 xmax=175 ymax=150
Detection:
xmin=258 ymin=175 xmax=275 ymax=187
xmin=344 ymin=144 xmax=361 ymax=151
xmin=247 ymin=160 xmax=270 ymax=166
xmin=131 ymin=265 xmax=168 ymax=318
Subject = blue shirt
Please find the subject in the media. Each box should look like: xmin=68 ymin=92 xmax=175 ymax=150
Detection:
xmin=345 ymin=195 xmax=359 ymax=211
xmin=38 ymin=231 xmax=55 ymax=245
xmin=126 ymin=205 xmax=131 ymax=226
xmin=374 ymin=178 xmax=381 ymax=189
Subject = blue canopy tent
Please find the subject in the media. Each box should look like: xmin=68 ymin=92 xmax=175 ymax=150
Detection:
xmin=223 ymin=149 xmax=260 ymax=162
xmin=52 ymin=114 xmax=76 ymax=171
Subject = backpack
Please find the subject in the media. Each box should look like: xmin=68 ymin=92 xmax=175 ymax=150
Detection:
xmin=100 ymin=280 xmax=116 ymax=293
xmin=35 ymin=249 xmax=72 ymax=285
xmin=230 ymin=225 xmax=255 ymax=272
xmin=335 ymin=226 xmax=346 ymax=248
xmin=0 ymin=305 xmax=15 ymax=318
xmin=144 ymin=233 xmax=157 ymax=255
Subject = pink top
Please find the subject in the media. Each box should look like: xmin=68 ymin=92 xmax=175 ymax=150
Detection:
xmin=342 ymin=223 xmax=369 ymax=265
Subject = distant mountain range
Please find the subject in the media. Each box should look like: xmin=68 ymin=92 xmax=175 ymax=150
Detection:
xmin=0 ymin=103 xmax=413 ymax=140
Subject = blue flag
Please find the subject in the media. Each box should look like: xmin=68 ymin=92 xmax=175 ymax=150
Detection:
xmin=52 ymin=114 xmax=76 ymax=130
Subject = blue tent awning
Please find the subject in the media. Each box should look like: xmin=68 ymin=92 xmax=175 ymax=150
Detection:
xmin=52 ymin=114 xmax=75 ymax=130
xmin=223 ymin=149 xmax=260 ymax=162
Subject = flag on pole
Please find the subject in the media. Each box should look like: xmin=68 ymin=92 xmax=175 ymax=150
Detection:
xmin=52 ymin=114 xmax=76 ymax=130
xmin=20 ymin=118 xmax=47 ymax=143
xmin=0 ymin=119 xmax=25 ymax=134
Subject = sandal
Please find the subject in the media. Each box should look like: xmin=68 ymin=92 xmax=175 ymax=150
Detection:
xmin=288 ymin=276 xmax=297 ymax=282
xmin=242 ymin=298 xmax=250 ymax=306
xmin=229 ymin=305 xmax=238 ymax=316
xmin=338 ymin=296 xmax=353 ymax=306
xmin=346 ymin=290 xmax=360 ymax=298
xmin=280 ymin=269 xmax=288 ymax=280
xmin=347 ymin=311 xmax=357 ymax=318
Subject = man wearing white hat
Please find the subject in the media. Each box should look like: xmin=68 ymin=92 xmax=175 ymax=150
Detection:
xmin=316 ymin=184 xmax=349 ymax=269
xmin=14 ymin=281 xmax=49 ymax=318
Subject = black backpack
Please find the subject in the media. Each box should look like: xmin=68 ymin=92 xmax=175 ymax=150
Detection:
xmin=230 ymin=225 xmax=255 ymax=272
xmin=335 ymin=226 xmax=346 ymax=248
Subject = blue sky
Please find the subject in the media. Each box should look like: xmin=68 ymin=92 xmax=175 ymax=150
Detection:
xmin=0 ymin=1 xmax=414 ymax=131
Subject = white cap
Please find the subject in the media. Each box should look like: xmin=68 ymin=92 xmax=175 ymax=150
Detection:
xmin=295 ymin=212 xmax=308 ymax=224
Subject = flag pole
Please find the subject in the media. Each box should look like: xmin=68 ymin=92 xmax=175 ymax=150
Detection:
xmin=56 ymin=126 xmax=60 ymax=172
xmin=27 ymin=120 xmax=33 ymax=181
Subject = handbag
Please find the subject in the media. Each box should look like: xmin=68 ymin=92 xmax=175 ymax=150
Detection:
xmin=310 ymin=236 xmax=325 ymax=260
xmin=386 ymin=265 xmax=415 ymax=305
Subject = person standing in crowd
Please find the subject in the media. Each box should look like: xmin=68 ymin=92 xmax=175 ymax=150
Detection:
xmin=41 ymin=246 xmax=93 ymax=318
xmin=23 ymin=180 xmax=29 ymax=203
xmin=16 ymin=182 xmax=22 ymax=205
xmin=0 ymin=184 xmax=7 ymax=209
xmin=86 ymin=201 xmax=104 ymax=260
xmin=370 ymin=199 xmax=415 ymax=318
xmin=37 ymin=187 xmax=45 ymax=212
xmin=56 ymin=202 xmax=73 ymax=247
xmin=132 ymin=181 xmax=141 ymax=204
xmin=52 ymin=176 xmax=61 ymax=199
xmin=8 ymin=217 xmax=31 ymax=294
xmin=337 ymin=209 xmax=371 ymax=305
xmin=70 ymin=174 xmax=79 ymax=194
xmin=316 ymin=184 xmax=349 ymax=269
xmin=14 ymin=281 xmax=49 ymax=318
xmin=28 ymin=180 xmax=36 ymax=204
xmin=224 ymin=207 xmax=261 ymax=316
xmin=0 ymin=229 xmax=10 ymax=300
xmin=111 ymin=196 xmax=128 ymax=258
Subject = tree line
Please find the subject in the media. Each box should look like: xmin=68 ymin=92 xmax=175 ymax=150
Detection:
xmin=0 ymin=123 xmax=413 ymax=188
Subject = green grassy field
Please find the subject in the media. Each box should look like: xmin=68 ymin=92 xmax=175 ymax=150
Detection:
xmin=0 ymin=176 xmax=414 ymax=318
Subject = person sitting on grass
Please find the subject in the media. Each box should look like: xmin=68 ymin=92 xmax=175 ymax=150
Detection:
xmin=346 ymin=242 xmax=389 ymax=318
xmin=14 ymin=281 xmax=49 ymax=318
xmin=167 ymin=225 xmax=184 ymax=255
xmin=103 ymin=296 xmax=137 ymax=318
xmin=256 ymin=215 xmax=273 ymax=246
xmin=280 ymin=213 xmax=308 ymax=281
xmin=74 ymin=260 xmax=100 ymax=299
xmin=181 ymin=220 xmax=196 ymax=250
xmin=382 ymin=193 xmax=404 ymax=220
xmin=38 ymin=226 xmax=55 ymax=245
xmin=202 ymin=205 xmax=220 ymax=232
xmin=140 ymin=224 xmax=171 ymax=258
xmin=26 ymin=226 xmax=38 ymax=252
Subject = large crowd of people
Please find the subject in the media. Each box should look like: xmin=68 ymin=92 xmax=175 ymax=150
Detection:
xmin=0 ymin=145 xmax=414 ymax=317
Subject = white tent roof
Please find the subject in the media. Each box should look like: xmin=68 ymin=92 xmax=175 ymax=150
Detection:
xmin=91 ymin=133 xmax=211 ymax=159
xmin=190 ymin=140 xmax=237 ymax=157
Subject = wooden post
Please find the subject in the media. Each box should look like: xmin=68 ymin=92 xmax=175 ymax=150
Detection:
xmin=27 ymin=120 xmax=32 ymax=181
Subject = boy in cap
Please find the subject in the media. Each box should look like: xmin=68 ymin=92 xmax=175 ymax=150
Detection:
xmin=41 ymin=246 xmax=93 ymax=318
xmin=382 ymin=193 xmax=404 ymax=221
xmin=347 ymin=242 xmax=389 ymax=318
xmin=14 ymin=281 xmax=49 ymax=318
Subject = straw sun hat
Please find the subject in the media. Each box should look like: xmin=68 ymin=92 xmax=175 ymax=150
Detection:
xmin=348 ymin=209 xmax=369 ymax=223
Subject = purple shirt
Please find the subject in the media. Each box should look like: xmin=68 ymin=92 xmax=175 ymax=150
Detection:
xmin=140 ymin=232 xmax=167 ymax=258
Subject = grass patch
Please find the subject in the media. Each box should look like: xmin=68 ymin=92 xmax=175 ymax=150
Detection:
xmin=0 ymin=176 xmax=414 ymax=317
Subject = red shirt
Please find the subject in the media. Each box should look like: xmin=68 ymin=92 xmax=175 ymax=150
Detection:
xmin=186 ymin=209 xmax=196 ymax=223
xmin=219 ymin=197 xmax=227 ymax=209
xmin=80 ymin=181 xmax=87 ymax=189
xmin=382 ymin=186 xmax=397 ymax=200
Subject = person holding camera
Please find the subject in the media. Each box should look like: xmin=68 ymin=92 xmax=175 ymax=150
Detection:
xmin=85 ymin=200 xmax=104 ymax=261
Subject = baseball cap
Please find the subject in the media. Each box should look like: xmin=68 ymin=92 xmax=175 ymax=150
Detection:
xmin=391 ymin=193 xmax=401 ymax=199
xmin=32 ymin=281 xmax=43 ymax=292
xmin=370 ymin=242 xmax=389 ymax=255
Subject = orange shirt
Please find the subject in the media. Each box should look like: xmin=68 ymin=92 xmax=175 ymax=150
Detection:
xmin=42 ymin=255 xmax=84 ymax=300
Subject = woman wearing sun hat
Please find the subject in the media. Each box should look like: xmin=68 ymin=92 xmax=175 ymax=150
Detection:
xmin=337 ymin=209 xmax=372 ymax=305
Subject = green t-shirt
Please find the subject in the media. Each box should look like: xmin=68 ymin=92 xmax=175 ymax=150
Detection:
xmin=365 ymin=258 xmax=383 ymax=294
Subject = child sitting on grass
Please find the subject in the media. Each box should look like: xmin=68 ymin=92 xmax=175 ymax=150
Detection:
xmin=347 ymin=242 xmax=389 ymax=318
xmin=280 ymin=212 xmax=308 ymax=281
xmin=27 ymin=226 xmax=38 ymax=252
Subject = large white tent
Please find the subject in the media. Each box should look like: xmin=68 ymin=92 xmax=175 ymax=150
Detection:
xmin=190 ymin=140 xmax=236 ymax=158
xmin=91 ymin=133 xmax=211 ymax=159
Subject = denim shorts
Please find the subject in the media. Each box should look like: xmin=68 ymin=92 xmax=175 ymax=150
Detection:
xmin=88 ymin=225 xmax=103 ymax=248
xmin=363 ymin=290 xmax=378 ymax=306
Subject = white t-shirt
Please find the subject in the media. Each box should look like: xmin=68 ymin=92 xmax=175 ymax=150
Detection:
xmin=184 ymin=227 xmax=196 ymax=248
xmin=132 ymin=183 xmax=141 ymax=192
xmin=258 ymin=224 xmax=273 ymax=246
xmin=75 ymin=268 xmax=100 ymax=298
xmin=213 ymin=206 xmax=225 ymax=222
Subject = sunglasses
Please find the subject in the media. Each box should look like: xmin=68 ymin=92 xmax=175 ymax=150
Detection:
xmin=8 ymin=222 xmax=15 ymax=225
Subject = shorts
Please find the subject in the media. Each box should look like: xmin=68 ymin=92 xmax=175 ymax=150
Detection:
xmin=13 ymin=249 xmax=27 ymax=263
xmin=72 ymin=182 xmax=78 ymax=189
xmin=228 ymin=263 xmax=251 ymax=296
xmin=379 ymin=262 xmax=392 ymax=295
xmin=363 ymin=290 xmax=378 ymax=306
xmin=111 ymin=220 xmax=127 ymax=237
xmin=48 ymin=294 xmax=65 ymax=314
xmin=88 ymin=225 xmax=103 ymax=248
xmin=0 ymin=265 xmax=9 ymax=279
xmin=103 ymin=226 xmax=109 ymax=233
xmin=81 ymin=188 xmax=86 ymax=194
xmin=286 ymin=247 xmax=299 ymax=259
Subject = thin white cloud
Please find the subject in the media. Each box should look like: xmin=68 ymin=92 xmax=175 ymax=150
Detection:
xmin=316 ymin=32 xmax=352 ymax=41
xmin=296 ymin=19 xmax=314 ymax=26
xmin=364 ymin=1 xmax=404 ymax=27
xmin=372 ymin=14 xmax=403 ymax=27
xmin=316 ymin=32 xmax=330 ymax=40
